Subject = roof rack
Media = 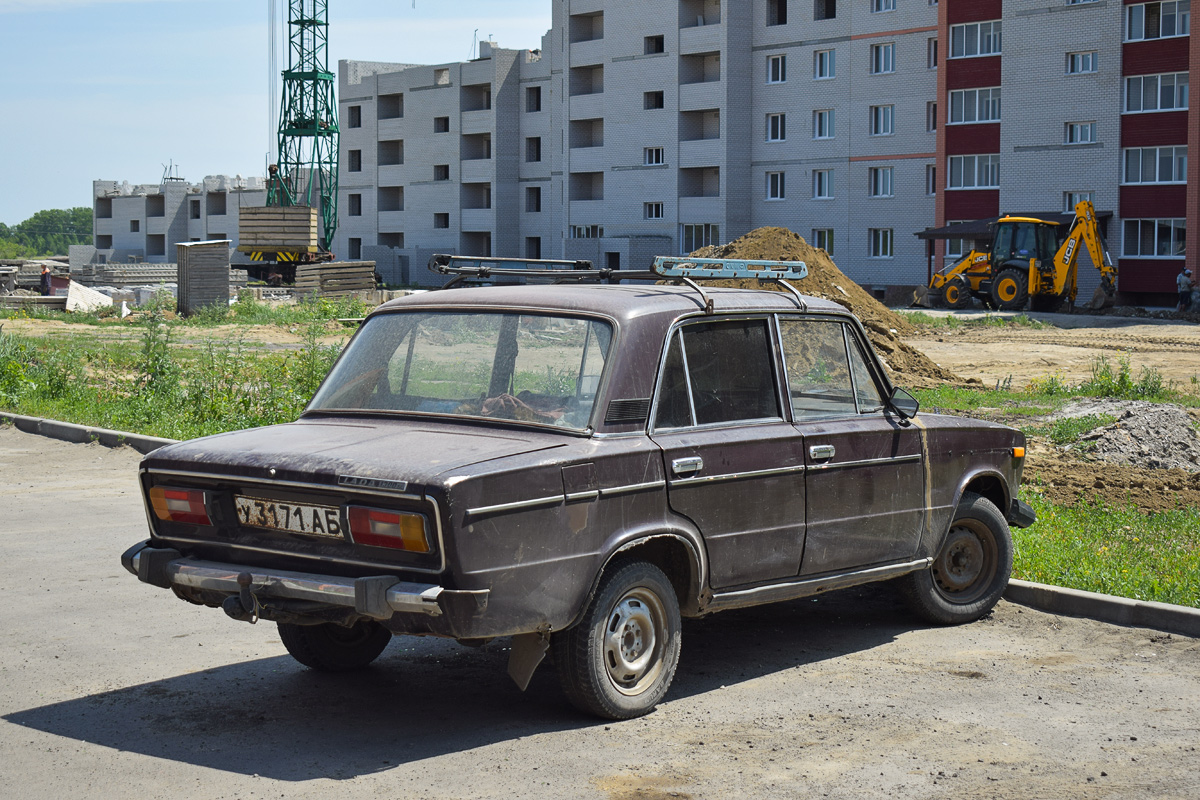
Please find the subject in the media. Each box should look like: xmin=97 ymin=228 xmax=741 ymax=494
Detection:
xmin=427 ymin=253 xmax=809 ymax=313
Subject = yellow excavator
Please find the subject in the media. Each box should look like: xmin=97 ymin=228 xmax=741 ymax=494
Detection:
xmin=923 ymin=200 xmax=1118 ymax=312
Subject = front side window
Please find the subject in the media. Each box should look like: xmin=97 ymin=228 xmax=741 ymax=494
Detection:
xmin=1126 ymin=1 xmax=1190 ymax=41
xmin=1123 ymin=146 xmax=1188 ymax=183
xmin=654 ymin=319 xmax=781 ymax=429
xmin=310 ymin=311 xmax=613 ymax=432
xmin=1125 ymin=72 xmax=1189 ymax=112
xmin=1123 ymin=218 xmax=1187 ymax=257
xmin=949 ymin=87 xmax=1001 ymax=123
xmin=950 ymin=21 xmax=1002 ymax=57
xmin=948 ymin=155 xmax=1000 ymax=188
xmin=779 ymin=319 xmax=883 ymax=420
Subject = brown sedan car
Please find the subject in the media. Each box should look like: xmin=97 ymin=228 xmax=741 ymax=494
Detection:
xmin=123 ymin=259 xmax=1034 ymax=719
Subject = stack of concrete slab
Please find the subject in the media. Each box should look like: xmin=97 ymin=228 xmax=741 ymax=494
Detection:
xmin=236 ymin=206 xmax=319 ymax=255
xmin=177 ymin=241 xmax=231 ymax=316
xmin=294 ymin=261 xmax=376 ymax=297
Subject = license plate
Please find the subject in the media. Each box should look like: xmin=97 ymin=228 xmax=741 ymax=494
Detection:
xmin=235 ymin=495 xmax=344 ymax=539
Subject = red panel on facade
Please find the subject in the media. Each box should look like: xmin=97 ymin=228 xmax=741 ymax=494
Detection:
xmin=1120 ymin=185 xmax=1187 ymax=218
xmin=1123 ymin=39 xmax=1190 ymax=75
xmin=1121 ymin=111 xmax=1189 ymax=147
xmin=946 ymin=56 xmax=1002 ymax=90
xmin=945 ymin=190 xmax=999 ymax=221
xmin=945 ymin=124 xmax=1001 ymax=155
xmin=1117 ymin=260 xmax=1185 ymax=293
xmin=948 ymin=0 xmax=1002 ymax=24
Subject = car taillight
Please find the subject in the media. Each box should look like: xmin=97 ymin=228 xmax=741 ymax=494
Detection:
xmin=348 ymin=506 xmax=430 ymax=553
xmin=148 ymin=487 xmax=212 ymax=526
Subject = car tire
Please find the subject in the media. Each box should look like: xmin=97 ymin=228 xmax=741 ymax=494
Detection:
xmin=898 ymin=492 xmax=1013 ymax=625
xmin=277 ymin=620 xmax=392 ymax=672
xmin=552 ymin=560 xmax=682 ymax=720
xmin=991 ymin=268 xmax=1029 ymax=311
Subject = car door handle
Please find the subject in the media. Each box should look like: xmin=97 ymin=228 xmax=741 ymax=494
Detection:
xmin=671 ymin=456 xmax=704 ymax=475
xmin=809 ymin=444 xmax=836 ymax=460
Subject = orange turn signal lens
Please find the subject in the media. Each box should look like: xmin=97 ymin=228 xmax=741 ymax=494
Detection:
xmin=1012 ymin=447 xmax=1026 ymax=459
xmin=149 ymin=486 xmax=212 ymax=526
xmin=348 ymin=506 xmax=430 ymax=553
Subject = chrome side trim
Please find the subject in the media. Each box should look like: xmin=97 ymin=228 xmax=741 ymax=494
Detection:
xmin=705 ymin=558 xmax=932 ymax=614
xmin=468 ymin=479 xmax=669 ymax=518
xmin=133 ymin=554 xmax=444 ymax=616
xmin=669 ymin=463 xmax=806 ymax=487
xmin=565 ymin=490 xmax=600 ymax=502
xmin=142 ymin=467 xmax=425 ymax=501
xmin=805 ymin=453 xmax=922 ymax=472
xmin=466 ymin=494 xmax=563 ymax=518
xmin=600 ymin=480 xmax=666 ymax=497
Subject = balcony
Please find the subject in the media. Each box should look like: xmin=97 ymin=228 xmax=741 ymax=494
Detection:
xmin=679 ymin=138 xmax=723 ymax=167
xmin=461 ymin=110 xmax=492 ymax=135
xmin=569 ymin=39 xmax=606 ymax=68
xmin=566 ymin=147 xmax=609 ymax=173
xmin=461 ymin=160 xmax=494 ymax=184
xmin=460 ymin=208 xmax=495 ymax=231
xmin=568 ymin=92 xmax=605 ymax=121
xmin=378 ymin=165 xmax=407 ymax=186
xmin=679 ymin=82 xmax=723 ymax=111
xmin=679 ymin=22 xmax=722 ymax=54
xmin=377 ymin=210 xmax=406 ymax=231
xmin=678 ymin=196 xmax=724 ymax=219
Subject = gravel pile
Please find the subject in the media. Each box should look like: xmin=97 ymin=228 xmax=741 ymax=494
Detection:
xmin=1058 ymin=399 xmax=1200 ymax=473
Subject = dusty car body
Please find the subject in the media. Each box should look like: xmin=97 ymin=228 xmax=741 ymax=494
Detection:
xmin=123 ymin=258 xmax=1034 ymax=718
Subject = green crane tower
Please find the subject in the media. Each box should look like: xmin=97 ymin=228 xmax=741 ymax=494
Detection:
xmin=269 ymin=0 xmax=339 ymax=252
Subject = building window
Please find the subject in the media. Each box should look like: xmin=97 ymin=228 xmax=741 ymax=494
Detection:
xmin=645 ymin=202 xmax=665 ymax=219
xmin=868 ymin=229 xmax=894 ymax=258
xmin=348 ymin=105 xmax=362 ymax=128
xmin=1123 ymin=145 xmax=1188 ymax=183
xmin=379 ymin=93 xmax=403 ymax=119
xmin=814 ymin=49 xmax=835 ymax=79
xmin=870 ymin=43 xmax=895 ymax=74
xmin=815 ymin=0 xmax=837 ymax=20
xmin=766 ymin=113 xmax=786 ymax=142
xmin=681 ymin=223 xmax=719 ymax=253
xmin=766 ymin=171 xmax=786 ymax=200
xmin=1126 ymin=2 xmax=1190 ymax=41
xmin=434 ymin=116 xmax=450 ymax=133
xmin=1066 ymin=51 xmax=1098 ymax=74
xmin=1065 ymin=122 xmax=1097 ymax=145
xmin=813 ymin=169 xmax=833 ymax=199
xmin=926 ymin=165 xmax=937 ymax=195
xmin=526 ymin=237 xmax=542 ymax=259
xmin=526 ymin=86 xmax=542 ymax=112
xmin=928 ymin=37 xmax=938 ymax=68
xmin=1068 ymin=0 xmax=1099 ymax=4
xmin=526 ymin=137 xmax=542 ymax=162
xmin=348 ymin=150 xmax=362 ymax=172
xmin=434 ymin=68 xmax=449 ymax=85
xmin=348 ymin=193 xmax=362 ymax=216
xmin=869 ymin=167 xmax=894 ymax=197
xmin=1125 ymin=72 xmax=1189 ymax=112
xmin=767 ymin=54 xmax=787 ymax=84
xmin=645 ymin=35 xmax=665 ymax=54
xmin=433 ymin=164 xmax=450 ymax=181
xmin=812 ymin=228 xmax=834 ymax=255
xmin=813 ymin=109 xmax=834 ymax=139
xmin=526 ymin=186 xmax=542 ymax=213
xmin=948 ymin=154 xmax=1000 ymax=188
xmin=379 ymin=139 xmax=404 ymax=166
xmin=949 ymin=88 xmax=1001 ymax=123
xmin=434 ymin=213 xmax=450 ymax=229
xmin=644 ymin=147 xmax=665 ymax=166
xmin=1063 ymin=191 xmax=1094 ymax=212
xmin=869 ymin=105 xmax=894 ymax=136
xmin=348 ymin=237 xmax=362 ymax=260
xmin=950 ymin=21 xmax=1002 ymax=58
xmin=571 ymin=225 xmax=605 ymax=239
xmin=1123 ymin=218 xmax=1186 ymax=257
xmin=190 ymin=199 xmax=200 ymax=219
xmin=871 ymin=0 xmax=895 ymax=11
xmin=927 ymin=101 xmax=938 ymax=131
xmin=129 ymin=219 xmax=139 ymax=232
xmin=644 ymin=90 xmax=665 ymax=109
xmin=768 ymin=0 xmax=788 ymax=25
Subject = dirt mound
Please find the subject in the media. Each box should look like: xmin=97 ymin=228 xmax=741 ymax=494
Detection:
xmin=690 ymin=227 xmax=961 ymax=387
xmin=1024 ymin=446 xmax=1200 ymax=513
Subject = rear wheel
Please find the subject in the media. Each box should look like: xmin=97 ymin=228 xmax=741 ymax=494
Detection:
xmin=898 ymin=492 xmax=1013 ymax=625
xmin=553 ymin=560 xmax=681 ymax=720
xmin=991 ymin=268 xmax=1029 ymax=311
xmin=277 ymin=620 xmax=392 ymax=672
xmin=941 ymin=278 xmax=972 ymax=309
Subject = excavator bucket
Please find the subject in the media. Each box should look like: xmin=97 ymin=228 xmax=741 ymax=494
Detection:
xmin=911 ymin=284 xmax=935 ymax=308
xmin=1086 ymin=285 xmax=1115 ymax=311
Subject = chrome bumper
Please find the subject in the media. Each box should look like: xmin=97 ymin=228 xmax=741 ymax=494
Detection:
xmin=122 ymin=542 xmax=446 ymax=619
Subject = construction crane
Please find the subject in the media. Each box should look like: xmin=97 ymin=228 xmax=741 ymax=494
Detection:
xmin=240 ymin=0 xmax=340 ymax=280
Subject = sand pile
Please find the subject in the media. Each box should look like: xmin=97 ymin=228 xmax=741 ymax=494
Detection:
xmin=690 ymin=227 xmax=960 ymax=386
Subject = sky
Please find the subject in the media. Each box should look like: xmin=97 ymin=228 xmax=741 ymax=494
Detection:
xmin=0 ymin=0 xmax=553 ymax=225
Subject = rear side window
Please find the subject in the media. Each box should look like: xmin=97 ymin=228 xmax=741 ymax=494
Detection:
xmin=654 ymin=318 xmax=781 ymax=428
xmin=779 ymin=319 xmax=882 ymax=419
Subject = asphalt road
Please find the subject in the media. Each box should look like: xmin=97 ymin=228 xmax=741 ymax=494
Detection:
xmin=2 ymin=425 xmax=1198 ymax=799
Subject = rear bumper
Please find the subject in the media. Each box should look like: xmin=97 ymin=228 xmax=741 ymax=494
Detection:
xmin=121 ymin=541 xmax=487 ymax=635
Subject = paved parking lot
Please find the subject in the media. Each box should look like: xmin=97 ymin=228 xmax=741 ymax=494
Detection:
xmin=2 ymin=425 xmax=1198 ymax=799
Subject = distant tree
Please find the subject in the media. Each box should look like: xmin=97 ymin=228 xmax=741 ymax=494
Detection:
xmin=0 ymin=207 xmax=92 ymax=257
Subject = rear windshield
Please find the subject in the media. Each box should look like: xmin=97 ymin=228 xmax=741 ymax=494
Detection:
xmin=308 ymin=310 xmax=613 ymax=431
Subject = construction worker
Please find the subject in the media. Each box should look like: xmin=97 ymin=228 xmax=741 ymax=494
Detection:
xmin=1177 ymin=267 xmax=1193 ymax=312
xmin=39 ymin=265 xmax=52 ymax=296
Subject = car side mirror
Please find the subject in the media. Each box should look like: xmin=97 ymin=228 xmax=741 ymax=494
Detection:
xmin=889 ymin=387 xmax=920 ymax=421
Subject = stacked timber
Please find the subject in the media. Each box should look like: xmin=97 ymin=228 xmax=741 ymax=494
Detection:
xmin=294 ymin=261 xmax=377 ymax=297
xmin=177 ymin=241 xmax=231 ymax=316
xmin=236 ymin=206 xmax=318 ymax=254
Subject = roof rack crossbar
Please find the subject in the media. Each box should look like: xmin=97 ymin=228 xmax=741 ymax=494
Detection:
xmin=652 ymin=256 xmax=808 ymax=312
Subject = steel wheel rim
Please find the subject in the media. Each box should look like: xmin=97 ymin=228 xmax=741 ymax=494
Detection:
xmin=932 ymin=521 xmax=997 ymax=604
xmin=996 ymin=278 xmax=1018 ymax=303
xmin=602 ymin=587 xmax=667 ymax=696
xmin=945 ymin=284 xmax=961 ymax=304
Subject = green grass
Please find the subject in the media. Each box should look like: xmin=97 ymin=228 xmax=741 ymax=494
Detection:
xmin=899 ymin=310 xmax=1051 ymax=330
xmin=1015 ymin=493 xmax=1200 ymax=608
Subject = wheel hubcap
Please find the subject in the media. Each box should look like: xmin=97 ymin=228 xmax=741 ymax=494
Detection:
xmin=603 ymin=588 xmax=666 ymax=695
xmin=932 ymin=523 xmax=997 ymax=604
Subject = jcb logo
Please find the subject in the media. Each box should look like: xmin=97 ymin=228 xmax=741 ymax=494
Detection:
xmin=1063 ymin=240 xmax=1076 ymax=262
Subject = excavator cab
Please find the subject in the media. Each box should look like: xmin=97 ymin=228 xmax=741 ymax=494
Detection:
xmin=986 ymin=217 xmax=1061 ymax=310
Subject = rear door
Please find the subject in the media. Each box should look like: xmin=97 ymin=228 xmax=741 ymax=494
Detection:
xmin=778 ymin=317 xmax=925 ymax=575
xmin=650 ymin=317 xmax=807 ymax=589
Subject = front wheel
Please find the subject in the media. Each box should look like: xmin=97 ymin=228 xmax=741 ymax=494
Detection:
xmin=898 ymin=492 xmax=1013 ymax=625
xmin=552 ymin=560 xmax=682 ymax=719
xmin=991 ymin=268 xmax=1029 ymax=311
xmin=941 ymin=277 xmax=972 ymax=309
xmin=277 ymin=620 xmax=392 ymax=672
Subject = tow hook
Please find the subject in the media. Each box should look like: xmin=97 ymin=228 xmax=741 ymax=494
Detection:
xmin=221 ymin=572 xmax=259 ymax=623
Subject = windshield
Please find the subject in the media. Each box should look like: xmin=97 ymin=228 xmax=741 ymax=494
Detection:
xmin=308 ymin=310 xmax=613 ymax=431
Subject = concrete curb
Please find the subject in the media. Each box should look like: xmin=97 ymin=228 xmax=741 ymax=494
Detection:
xmin=1005 ymin=579 xmax=1200 ymax=638
xmin=0 ymin=412 xmax=178 ymax=455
